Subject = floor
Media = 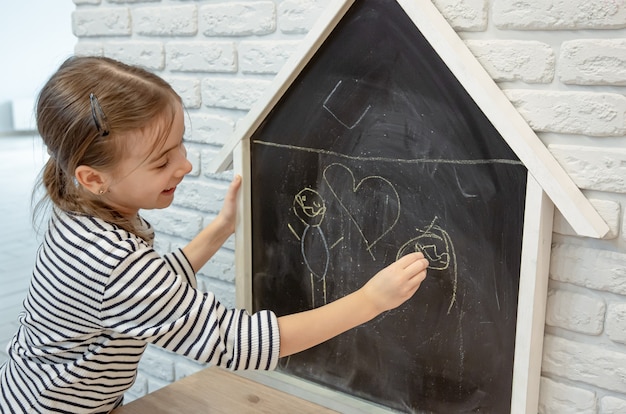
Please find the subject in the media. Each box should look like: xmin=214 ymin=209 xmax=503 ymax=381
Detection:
xmin=0 ymin=134 xmax=47 ymax=364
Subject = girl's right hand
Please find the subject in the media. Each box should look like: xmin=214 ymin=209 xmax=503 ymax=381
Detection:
xmin=361 ymin=252 xmax=429 ymax=314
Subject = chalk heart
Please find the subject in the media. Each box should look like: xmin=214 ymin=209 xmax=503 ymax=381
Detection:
xmin=323 ymin=163 xmax=400 ymax=252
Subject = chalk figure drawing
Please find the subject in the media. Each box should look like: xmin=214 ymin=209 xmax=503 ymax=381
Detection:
xmin=288 ymin=188 xmax=331 ymax=307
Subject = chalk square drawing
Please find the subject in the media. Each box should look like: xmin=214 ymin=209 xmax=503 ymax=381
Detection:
xmin=210 ymin=0 xmax=608 ymax=413
xmin=323 ymin=79 xmax=372 ymax=129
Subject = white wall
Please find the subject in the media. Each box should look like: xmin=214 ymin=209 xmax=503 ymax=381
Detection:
xmin=0 ymin=1 xmax=76 ymax=131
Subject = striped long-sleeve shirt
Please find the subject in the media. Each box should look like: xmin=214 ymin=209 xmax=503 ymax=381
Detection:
xmin=0 ymin=209 xmax=280 ymax=413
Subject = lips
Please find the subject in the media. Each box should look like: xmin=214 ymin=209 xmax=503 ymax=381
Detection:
xmin=162 ymin=187 xmax=176 ymax=194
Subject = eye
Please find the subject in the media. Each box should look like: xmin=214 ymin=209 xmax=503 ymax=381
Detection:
xmin=157 ymin=160 xmax=169 ymax=169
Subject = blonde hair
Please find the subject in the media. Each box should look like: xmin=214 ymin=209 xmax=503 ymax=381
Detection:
xmin=34 ymin=56 xmax=181 ymax=239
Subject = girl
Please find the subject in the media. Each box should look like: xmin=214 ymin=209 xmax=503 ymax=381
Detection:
xmin=0 ymin=56 xmax=428 ymax=413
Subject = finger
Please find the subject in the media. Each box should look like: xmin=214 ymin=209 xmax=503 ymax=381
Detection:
xmin=402 ymin=257 xmax=429 ymax=276
xmin=395 ymin=251 xmax=425 ymax=268
xmin=230 ymin=174 xmax=242 ymax=189
xmin=226 ymin=175 xmax=243 ymax=197
xmin=407 ymin=268 xmax=428 ymax=289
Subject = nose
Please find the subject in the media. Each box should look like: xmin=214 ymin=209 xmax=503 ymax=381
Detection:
xmin=179 ymin=158 xmax=192 ymax=176
xmin=175 ymin=144 xmax=193 ymax=177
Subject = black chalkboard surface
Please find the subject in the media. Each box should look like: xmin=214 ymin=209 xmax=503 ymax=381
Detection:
xmin=250 ymin=0 xmax=527 ymax=412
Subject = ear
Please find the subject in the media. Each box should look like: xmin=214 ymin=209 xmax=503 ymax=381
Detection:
xmin=75 ymin=165 xmax=109 ymax=195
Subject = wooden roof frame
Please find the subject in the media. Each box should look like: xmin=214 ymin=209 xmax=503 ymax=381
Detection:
xmin=209 ymin=0 xmax=607 ymax=240
xmin=208 ymin=1 xmax=609 ymax=412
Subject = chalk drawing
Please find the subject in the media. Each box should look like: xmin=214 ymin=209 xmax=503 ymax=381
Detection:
xmin=252 ymin=140 xmax=523 ymax=167
xmin=323 ymin=79 xmax=371 ymax=129
xmin=323 ymin=163 xmax=400 ymax=260
xmin=397 ymin=216 xmax=458 ymax=314
xmin=290 ymin=187 xmax=330 ymax=306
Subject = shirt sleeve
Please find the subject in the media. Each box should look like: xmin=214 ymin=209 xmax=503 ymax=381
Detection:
xmin=101 ymin=246 xmax=280 ymax=371
xmin=162 ymin=248 xmax=197 ymax=288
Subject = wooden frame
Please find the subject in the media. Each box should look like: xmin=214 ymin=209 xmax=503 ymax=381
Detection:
xmin=211 ymin=0 xmax=607 ymax=240
xmin=215 ymin=1 xmax=609 ymax=412
xmin=511 ymin=175 xmax=554 ymax=413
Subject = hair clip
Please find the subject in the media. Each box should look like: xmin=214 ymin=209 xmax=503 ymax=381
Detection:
xmin=89 ymin=93 xmax=110 ymax=137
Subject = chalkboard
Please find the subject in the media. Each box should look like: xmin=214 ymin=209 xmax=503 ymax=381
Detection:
xmin=249 ymin=0 xmax=527 ymax=412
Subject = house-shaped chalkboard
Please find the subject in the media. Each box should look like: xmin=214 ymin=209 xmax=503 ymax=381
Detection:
xmin=210 ymin=0 xmax=609 ymax=413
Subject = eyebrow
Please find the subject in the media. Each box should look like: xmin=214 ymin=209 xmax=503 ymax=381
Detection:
xmin=150 ymin=132 xmax=185 ymax=164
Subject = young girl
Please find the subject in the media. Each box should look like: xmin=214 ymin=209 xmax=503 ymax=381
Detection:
xmin=0 ymin=56 xmax=428 ymax=413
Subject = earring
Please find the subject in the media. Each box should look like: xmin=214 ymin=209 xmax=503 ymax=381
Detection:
xmin=99 ymin=189 xmax=106 ymax=195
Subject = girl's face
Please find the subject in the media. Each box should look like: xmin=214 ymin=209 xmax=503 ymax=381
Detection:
xmin=102 ymin=103 xmax=192 ymax=218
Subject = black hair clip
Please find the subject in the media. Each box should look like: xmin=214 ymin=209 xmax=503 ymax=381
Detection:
xmin=89 ymin=93 xmax=110 ymax=137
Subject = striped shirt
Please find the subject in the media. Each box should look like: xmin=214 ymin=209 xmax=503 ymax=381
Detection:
xmin=0 ymin=209 xmax=280 ymax=413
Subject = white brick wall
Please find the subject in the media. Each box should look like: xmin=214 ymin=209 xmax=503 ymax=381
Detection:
xmin=71 ymin=0 xmax=626 ymax=409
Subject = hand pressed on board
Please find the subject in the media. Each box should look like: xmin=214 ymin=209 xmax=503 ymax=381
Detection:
xmin=215 ymin=174 xmax=243 ymax=235
xmin=362 ymin=251 xmax=429 ymax=314
xmin=183 ymin=175 xmax=242 ymax=272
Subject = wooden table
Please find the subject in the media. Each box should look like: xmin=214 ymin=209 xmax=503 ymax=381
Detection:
xmin=112 ymin=367 xmax=338 ymax=413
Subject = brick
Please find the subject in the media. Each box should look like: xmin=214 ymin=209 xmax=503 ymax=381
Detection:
xmin=125 ymin=372 xmax=148 ymax=400
xmin=161 ymin=236 xmax=185 ymax=254
xmin=550 ymin=243 xmax=626 ymax=296
xmin=559 ymin=39 xmax=626 ymax=86
xmin=141 ymin=208 xmax=203 ymax=239
xmin=553 ymin=198 xmax=621 ymax=239
xmin=166 ymin=42 xmax=236 ymax=73
xmin=152 ymin=237 xmax=171 ymax=257
xmin=545 ymin=289 xmax=605 ymax=335
xmin=74 ymin=0 xmax=101 ymax=6
xmin=140 ymin=347 xmax=175 ymax=382
xmin=538 ymin=377 xmax=596 ymax=414
xmin=548 ymin=144 xmax=626 ymax=193
xmin=133 ymin=5 xmax=197 ymax=36
xmin=542 ymin=335 xmax=626 ymax=393
xmin=185 ymin=113 xmax=235 ymax=146
xmin=164 ymin=76 xmax=202 ymax=109
xmin=200 ymin=2 xmax=276 ymax=36
xmin=432 ymin=0 xmax=487 ymax=31
xmin=146 ymin=376 xmax=170 ymax=394
xmin=278 ymin=0 xmax=329 ymax=34
xmin=108 ymin=0 xmax=159 ymax=3
xmin=505 ymin=90 xmax=626 ymax=136
xmin=200 ymin=148 xmax=235 ymax=181
xmin=606 ymin=303 xmax=626 ymax=345
xmin=201 ymin=78 xmax=271 ymax=110
xmin=493 ymin=0 xmax=626 ymax=30
xmin=198 ymin=249 xmax=236 ymax=283
xmin=465 ymin=40 xmax=555 ymax=83
xmin=174 ymin=360 xmax=205 ymax=381
xmin=174 ymin=180 xmax=229 ymax=214
xmin=72 ymin=8 xmax=131 ymax=37
xmin=185 ymin=147 xmax=201 ymax=177
xmin=74 ymin=42 xmax=103 ymax=57
xmin=103 ymin=41 xmax=165 ymax=70
xmin=239 ymin=40 xmax=300 ymax=74
xmin=602 ymin=396 xmax=626 ymax=414
xmin=197 ymin=275 xmax=237 ymax=304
